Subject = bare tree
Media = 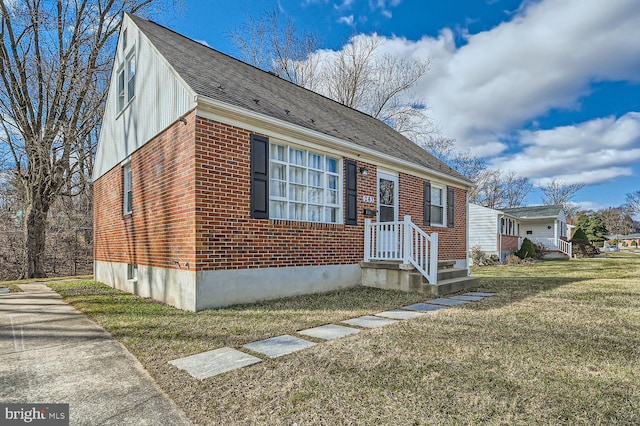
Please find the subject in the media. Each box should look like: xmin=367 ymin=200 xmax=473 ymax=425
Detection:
xmin=229 ymin=8 xmax=322 ymax=91
xmin=539 ymin=180 xmax=585 ymax=217
xmin=230 ymin=11 xmax=435 ymax=142
xmin=600 ymin=207 xmax=634 ymax=236
xmin=626 ymin=190 xmax=640 ymax=215
xmin=0 ymin=0 xmax=175 ymax=278
xmin=469 ymin=170 xmax=532 ymax=209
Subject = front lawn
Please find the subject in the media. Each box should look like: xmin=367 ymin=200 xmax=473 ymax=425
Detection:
xmin=48 ymin=256 xmax=640 ymax=425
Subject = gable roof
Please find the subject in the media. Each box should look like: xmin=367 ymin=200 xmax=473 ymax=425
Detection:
xmin=501 ymin=205 xmax=565 ymax=219
xmin=128 ymin=15 xmax=469 ymax=184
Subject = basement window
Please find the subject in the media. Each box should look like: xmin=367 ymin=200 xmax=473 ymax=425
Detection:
xmin=127 ymin=264 xmax=138 ymax=281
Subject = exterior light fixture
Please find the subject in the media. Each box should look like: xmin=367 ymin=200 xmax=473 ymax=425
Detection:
xmin=359 ymin=167 xmax=368 ymax=176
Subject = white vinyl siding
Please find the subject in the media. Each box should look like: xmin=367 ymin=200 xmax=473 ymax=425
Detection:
xmin=269 ymin=143 xmax=341 ymax=223
xmin=94 ymin=16 xmax=196 ymax=181
xmin=468 ymin=203 xmax=499 ymax=253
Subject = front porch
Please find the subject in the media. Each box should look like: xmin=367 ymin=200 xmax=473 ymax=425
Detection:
xmin=362 ymin=215 xmax=477 ymax=295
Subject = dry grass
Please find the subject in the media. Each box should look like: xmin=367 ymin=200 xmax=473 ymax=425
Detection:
xmin=46 ymin=256 xmax=640 ymax=425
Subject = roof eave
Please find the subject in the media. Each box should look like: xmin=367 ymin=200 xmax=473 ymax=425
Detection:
xmin=196 ymin=94 xmax=473 ymax=188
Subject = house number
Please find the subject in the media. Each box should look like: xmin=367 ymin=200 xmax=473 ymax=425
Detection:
xmin=362 ymin=195 xmax=374 ymax=203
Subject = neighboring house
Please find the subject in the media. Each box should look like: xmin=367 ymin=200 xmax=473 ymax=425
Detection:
xmin=93 ymin=14 xmax=473 ymax=311
xmin=468 ymin=204 xmax=521 ymax=261
xmin=469 ymin=204 xmax=571 ymax=261
xmin=604 ymin=233 xmax=640 ymax=247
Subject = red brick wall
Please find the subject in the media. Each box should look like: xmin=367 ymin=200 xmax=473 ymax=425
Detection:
xmin=94 ymin=110 xmax=197 ymax=270
xmin=502 ymin=235 xmax=520 ymax=251
xmin=95 ymin=113 xmax=469 ymax=272
xmin=194 ymin=116 xmax=379 ymax=270
xmin=398 ymin=173 xmax=467 ymax=260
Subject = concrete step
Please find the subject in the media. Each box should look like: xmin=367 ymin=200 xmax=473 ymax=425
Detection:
xmin=423 ymin=276 xmax=480 ymax=296
xmin=437 ymin=267 xmax=468 ymax=281
xmin=438 ymin=260 xmax=456 ymax=270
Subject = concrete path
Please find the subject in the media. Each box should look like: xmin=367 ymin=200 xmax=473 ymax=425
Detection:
xmin=0 ymin=283 xmax=192 ymax=426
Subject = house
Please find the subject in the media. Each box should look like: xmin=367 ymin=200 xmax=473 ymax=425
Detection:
xmin=468 ymin=204 xmax=522 ymax=261
xmin=92 ymin=14 xmax=474 ymax=311
xmin=469 ymin=204 xmax=571 ymax=261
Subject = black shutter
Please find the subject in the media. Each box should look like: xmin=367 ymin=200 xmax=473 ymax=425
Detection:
xmin=345 ymin=159 xmax=357 ymax=225
xmin=447 ymin=187 xmax=455 ymax=228
xmin=250 ymin=134 xmax=269 ymax=219
xmin=423 ymin=181 xmax=431 ymax=226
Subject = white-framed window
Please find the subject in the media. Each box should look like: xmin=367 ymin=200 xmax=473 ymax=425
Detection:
xmin=127 ymin=264 xmax=138 ymax=281
xmin=430 ymin=184 xmax=445 ymax=226
xmin=116 ymin=49 xmax=136 ymax=113
xmin=126 ymin=52 xmax=136 ymax=102
xmin=269 ymin=143 xmax=341 ymax=223
xmin=123 ymin=162 xmax=132 ymax=214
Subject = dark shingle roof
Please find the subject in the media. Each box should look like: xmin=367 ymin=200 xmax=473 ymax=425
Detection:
xmin=502 ymin=205 xmax=565 ymax=219
xmin=129 ymin=15 xmax=469 ymax=183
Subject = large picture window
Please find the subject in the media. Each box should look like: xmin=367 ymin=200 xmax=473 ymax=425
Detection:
xmin=269 ymin=143 xmax=341 ymax=223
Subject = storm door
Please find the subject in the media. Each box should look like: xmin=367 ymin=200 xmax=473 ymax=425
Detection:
xmin=377 ymin=172 xmax=399 ymax=258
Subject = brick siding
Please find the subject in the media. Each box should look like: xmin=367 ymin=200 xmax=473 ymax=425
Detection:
xmin=94 ymin=110 xmax=197 ymax=270
xmin=94 ymin=113 xmax=469 ymax=272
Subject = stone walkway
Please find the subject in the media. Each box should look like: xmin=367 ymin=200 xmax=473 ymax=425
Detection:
xmin=169 ymin=291 xmax=495 ymax=380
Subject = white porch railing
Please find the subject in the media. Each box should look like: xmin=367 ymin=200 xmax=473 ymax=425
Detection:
xmin=531 ymin=237 xmax=572 ymax=257
xmin=364 ymin=215 xmax=438 ymax=284
xmin=558 ymin=238 xmax=572 ymax=257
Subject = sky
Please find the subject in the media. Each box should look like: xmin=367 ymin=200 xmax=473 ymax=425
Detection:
xmin=164 ymin=0 xmax=640 ymax=213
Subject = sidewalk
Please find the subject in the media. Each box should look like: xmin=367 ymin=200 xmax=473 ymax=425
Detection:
xmin=0 ymin=283 xmax=191 ymax=425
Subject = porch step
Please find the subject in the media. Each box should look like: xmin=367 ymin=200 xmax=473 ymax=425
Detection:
xmin=361 ymin=261 xmax=479 ymax=297
xmin=419 ymin=275 xmax=480 ymax=296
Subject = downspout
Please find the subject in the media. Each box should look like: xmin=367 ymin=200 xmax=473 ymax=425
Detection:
xmin=498 ymin=213 xmax=503 ymax=262
xmin=466 ymin=192 xmax=471 ymax=276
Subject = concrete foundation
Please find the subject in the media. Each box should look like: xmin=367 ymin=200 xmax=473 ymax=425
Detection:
xmin=95 ymin=261 xmax=361 ymax=311
xmin=196 ymin=264 xmax=361 ymax=310
xmin=95 ymin=260 xmax=197 ymax=311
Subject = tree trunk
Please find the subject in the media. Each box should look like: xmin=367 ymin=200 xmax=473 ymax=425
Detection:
xmin=24 ymin=200 xmax=50 ymax=278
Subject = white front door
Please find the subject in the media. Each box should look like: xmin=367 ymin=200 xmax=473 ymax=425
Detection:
xmin=377 ymin=172 xmax=399 ymax=257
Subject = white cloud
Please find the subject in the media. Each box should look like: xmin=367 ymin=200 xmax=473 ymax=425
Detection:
xmin=334 ymin=0 xmax=354 ymax=9
xmin=403 ymin=0 xmax=640 ymax=152
xmin=490 ymin=112 xmax=640 ymax=185
xmin=338 ymin=15 xmax=354 ymax=26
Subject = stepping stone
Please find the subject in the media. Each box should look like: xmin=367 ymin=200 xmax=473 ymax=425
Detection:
xmin=375 ymin=309 xmax=425 ymax=320
xmin=402 ymin=303 xmax=448 ymax=312
xmin=466 ymin=292 xmax=496 ymax=297
xmin=298 ymin=324 xmax=360 ymax=340
xmin=169 ymin=347 xmax=261 ymax=380
xmin=243 ymin=335 xmax=316 ymax=359
xmin=428 ymin=298 xmax=470 ymax=306
xmin=342 ymin=315 xmax=398 ymax=328
xmin=450 ymin=295 xmax=485 ymax=302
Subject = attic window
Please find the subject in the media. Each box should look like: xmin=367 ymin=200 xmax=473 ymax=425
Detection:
xmin=117 ymin=50 xmax=136 ymax=113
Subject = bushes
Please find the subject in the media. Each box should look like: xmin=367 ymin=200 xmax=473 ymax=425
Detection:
xmin=516 ymin=238 xmax=536 ymax=259
xmin=571 ymin=228 xmax=589 ymax=242
xmin=570 ymin=227 xmax=597 ymax=258
xmin=471 ymin=246 xmax=499 ymax=266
